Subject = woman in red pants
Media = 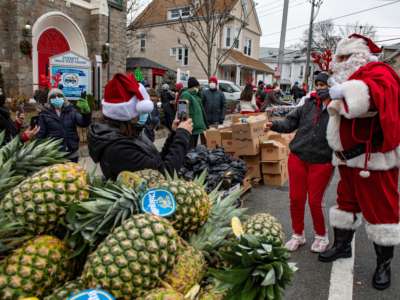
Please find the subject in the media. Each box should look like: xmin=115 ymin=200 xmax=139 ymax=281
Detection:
xmin=265 ymin=72 xmax=334 ymax=252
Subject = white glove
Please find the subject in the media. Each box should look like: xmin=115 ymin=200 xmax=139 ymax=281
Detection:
xmin=329 ymin=85 xmax=345 ymax=100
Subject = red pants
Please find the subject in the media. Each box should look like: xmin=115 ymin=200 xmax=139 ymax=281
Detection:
xmin=333 ymin=166 xmax=400 ymax=246
xmin=288 ymin=153 xmax=334 ymax=236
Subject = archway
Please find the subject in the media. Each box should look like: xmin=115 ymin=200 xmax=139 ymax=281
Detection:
xmin=32 ymin=11 xmax=88 ymax=90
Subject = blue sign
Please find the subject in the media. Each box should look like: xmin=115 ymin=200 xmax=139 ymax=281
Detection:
xmin=51 ymin=66 xmax=90 ymax=100
xmin=141 ymin=188 xmax=177 ymax=217
xmin=68 ymin=289 xmax=115 ymax=300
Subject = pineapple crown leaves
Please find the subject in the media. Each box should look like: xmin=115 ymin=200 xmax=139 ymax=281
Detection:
xmin=208 ymin=234 xmax=296 ymax=300
xmin=0 ymin=211 xmax=32 ymax=257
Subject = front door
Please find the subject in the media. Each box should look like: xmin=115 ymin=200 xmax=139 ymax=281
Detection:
xmin=37 ymin=28 xmax=70 ymax=80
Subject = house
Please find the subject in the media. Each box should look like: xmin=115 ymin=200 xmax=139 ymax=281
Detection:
xmin=382 ymin=43 xmax=400 ymax=75
xmin=128 ymin=0 xmax=273 ymax=88
xmin=260 ymin=47 xmax=315 ymax=92
xmin=0 ymin=0 xmax=126 ymax=99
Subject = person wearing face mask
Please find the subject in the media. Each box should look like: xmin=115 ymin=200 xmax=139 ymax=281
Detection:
xmin=201 ymin=76 xmax=226 ymax=127
xmin=88 ymin=73 xmax=193 ymax=180
xmin=264 ymin=72 xmax=334 ymax=253
xmin=37 ymin=87 xmax=91 ymax=162
xmin=180 ymin=77 xmax=207 ymax=148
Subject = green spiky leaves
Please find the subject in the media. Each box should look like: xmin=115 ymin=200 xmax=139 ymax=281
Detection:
xmin=209 ymin=234 xmax=297 ymax=300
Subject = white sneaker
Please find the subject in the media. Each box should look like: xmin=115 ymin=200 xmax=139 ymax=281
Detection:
xmin=311 ymin=235 xmax=329 ymax=253
xmin=285 ymin=234 xmax=306 ymax=252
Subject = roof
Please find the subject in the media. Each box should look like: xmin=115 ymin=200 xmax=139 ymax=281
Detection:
xmin=382 ymin=43 xmax=400 ymax=51
xmin=260 ymin=47 xmax=306 ymax=64
xmin=126 ymin=57 xmax=174 ymax=72
xmin=224 ymin=49 xmax=274 ymax=73
xmin=130 ymin=0 xmax=239 ymax=29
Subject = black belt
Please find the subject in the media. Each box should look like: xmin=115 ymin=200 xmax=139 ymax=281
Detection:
xmin=335 ymin=144 xmax=366 ymax=161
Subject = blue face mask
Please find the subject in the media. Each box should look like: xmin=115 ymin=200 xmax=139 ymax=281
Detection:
xmin=50 ymin=97 xmax=64 ymax=109
xmin=138 ymin=113 xmax=149 ymax=125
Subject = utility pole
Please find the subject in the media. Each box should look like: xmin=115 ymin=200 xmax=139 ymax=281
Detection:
xmin=277 ymin=0 xmax=290 ymax=85
xmin=304 ymin=0 xmax=323 ymax=86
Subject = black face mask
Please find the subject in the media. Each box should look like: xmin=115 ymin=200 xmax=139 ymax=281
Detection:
xmin=317 ymin=88 xmax=330 ymax=100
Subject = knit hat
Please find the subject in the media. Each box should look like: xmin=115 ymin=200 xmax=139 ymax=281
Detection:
xmin=314 ymin=72 xmax=329 ymax=85
xmin=47 ymin=88 xmax=64 ymax=100
xmin=102 ymin=73 xmax=153 ymax=121
xmin=162 ymin=83 xmax=170 ymax=90
xmin=336 ymin=33 xmax=382 ymax=57
xmin=175 ymin=82 xmax=184 ymax=91
xmin=209 ymin=76 xmax=218 ymax=84
xmin=187 ymin=77 xmax=200 ymax=89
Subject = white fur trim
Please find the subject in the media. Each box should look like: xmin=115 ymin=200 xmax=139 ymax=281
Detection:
xmin=340 ymin=80 xmax=370 ymax=118
xmin=365 ymin=222 xmax=400 ymax=246
xmin=336 ymin=37 xmax=370 ymax=56
xmin=329 ymin=206 xmax=362 ymax=229
xmin=331 ymin=145 xmax=400 ymax=170
xmin=102 ymin=96 xmax=138 ymax=121
xmin=326 ymin=113 xmax=344 ymax=151
xmin=136 ymin=83 xmax=154 ymax=113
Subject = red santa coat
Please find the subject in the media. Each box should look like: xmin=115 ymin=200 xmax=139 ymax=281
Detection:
xmin=326 ymin=62 xmax=400 ymax=170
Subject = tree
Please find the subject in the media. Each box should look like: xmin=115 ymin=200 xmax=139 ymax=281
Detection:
xmin=127 ymin=0 xmax=146 ymax=24
xmin=166 ymin=0 xmax=248 ymax=77
xmin=301 ymin=20 xmax=340 ymax=52
xmin=338 ymin=22 xmax=377 ymax=40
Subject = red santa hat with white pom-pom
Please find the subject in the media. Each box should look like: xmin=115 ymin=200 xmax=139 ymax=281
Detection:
xmin=335 ymin=33 xmax=382 ymax=61
xmin=102 ymin=73 xmax=153 ymax=121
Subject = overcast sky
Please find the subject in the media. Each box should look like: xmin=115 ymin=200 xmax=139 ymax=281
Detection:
xmin=257 ymin=0 xmax=400 ymax=48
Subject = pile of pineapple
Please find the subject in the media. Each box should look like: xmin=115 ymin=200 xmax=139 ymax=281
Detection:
xmin=0 ymin=131 xmax=295 ymax=300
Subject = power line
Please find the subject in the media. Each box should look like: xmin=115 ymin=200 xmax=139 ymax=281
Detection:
xmin=262 ymin=0 xmax=400 ymax=37
xmin=258 ymin=0 xmax=309 ymax=18
xmin=376 ymin=37 xmax=400 ymax=42
xmin=334 ymin=24 xmax=400 ymax=29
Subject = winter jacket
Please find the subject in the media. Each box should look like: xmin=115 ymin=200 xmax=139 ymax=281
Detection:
xmin=291 ymin=85 xmax=306 ymax=100
xmin=37 ymin=104 xmax=91 ymax=154
xmin=88 ymin=122 xmax=191 ymax=180
xmin=0 ymin=107 xmax=18 ymax=144
xmin=202 ymin=88 xmax=226 ymax=125
xmin=181 ymin=89 xmax=207 ymax=135
xmin=271 ymin=94 xmax=332 ymax=164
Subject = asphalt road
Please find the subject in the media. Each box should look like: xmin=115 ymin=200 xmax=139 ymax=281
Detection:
xmin=243 ymin=170 xmax=400 ymax=300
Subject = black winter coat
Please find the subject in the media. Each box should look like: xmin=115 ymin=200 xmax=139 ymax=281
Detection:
xmin=0 ymin=107 xmax=18 ymax=144
xmin=88 ymin=122 xmax=191 ymax=180
xmin=202 ymin=89 xmax=226 ymax=125
xmin=271 ymin=96 xmax=332 ymax=164
xmin=37 ymin=104 xmax=91 ymax=154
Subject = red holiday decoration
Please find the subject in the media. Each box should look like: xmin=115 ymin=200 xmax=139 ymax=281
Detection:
xmin=311 ymin=49 xmax=333 ymax=72
xmin=39 ymin=73 xmax=62 ymax=89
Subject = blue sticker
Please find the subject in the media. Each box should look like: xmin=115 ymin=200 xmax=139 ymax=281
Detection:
xmin=68 ymin=289 xmax=115 ymax=300
xmin=141 ymin=188 xmax=177 ymax=217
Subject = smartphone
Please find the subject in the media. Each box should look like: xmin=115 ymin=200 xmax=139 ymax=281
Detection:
xmin=177 ymin=99 xmax=189 ymax=121
xmin=30 ymin=116 xmax=39 ymax=129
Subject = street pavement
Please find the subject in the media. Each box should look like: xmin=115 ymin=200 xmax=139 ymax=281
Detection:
xmin=243 ymin=170 xmax=400 ymax=300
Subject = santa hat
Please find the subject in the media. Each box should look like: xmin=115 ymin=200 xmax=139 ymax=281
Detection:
xmin=336 ymin=33 xmax=382 ymax=57
xmin=209 ymin=76 xmax=218 ymax=84
xmin=102 ymin=73 xmax=153 ymax=121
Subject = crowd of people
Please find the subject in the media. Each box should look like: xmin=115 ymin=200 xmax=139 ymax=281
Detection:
xmin=0 ymin=33 xmax=399 ymax=292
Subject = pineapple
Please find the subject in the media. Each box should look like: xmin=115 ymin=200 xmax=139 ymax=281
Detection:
xmin=243 ymin=213 xmax=285 ymax=245
xmin=164 ymin=245 xmax=206 ymax=295
xmin=43 ymin=279 xmax=83 ymax=300
xmin=81 ymin=214 xmax=180 ymax=299
xmin=117 ymin=169 xmax=165 ymax=191
xmin=155 ymin=177 xmax=211 ymax=236
xmin=0 ymin=235 xmax=72 ymax=299
xmin=139 ymin=288 xmax=185 ymax=300
xmin=1 ymin=162 xmax=89 ymax=234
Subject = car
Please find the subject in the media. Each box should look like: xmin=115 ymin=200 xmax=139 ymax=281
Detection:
xmin=198 ymin=79 xmax=241 ymax=101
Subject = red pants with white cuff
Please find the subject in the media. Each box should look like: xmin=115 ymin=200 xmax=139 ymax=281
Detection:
xmin=330 ymin=166 xmax=400 ymax=246
xmin=288 ymin=153 xmax=334 ymax=236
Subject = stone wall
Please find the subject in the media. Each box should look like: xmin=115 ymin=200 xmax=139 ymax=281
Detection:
xmin=0 ymin=0 xmax=127 ymax=98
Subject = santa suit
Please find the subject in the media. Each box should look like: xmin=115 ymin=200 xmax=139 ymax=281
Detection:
xmin=326 ymin=61 xmax=400 ymax=246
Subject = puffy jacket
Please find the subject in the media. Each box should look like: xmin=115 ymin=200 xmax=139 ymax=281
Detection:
xmin=181 ymin=89 xmax=207 ymax=135
xmin=0 ymin=107 xmax=18 ymax=144
xmin=202 ymin=88 xmax=225 ymax=125
xmin=271 ymin=95 xmax=332 ymax=164
xmin=37 ymin=104 xmax=91 ymax=154
xmin=88 ymin=122 xmax=191 ymax=180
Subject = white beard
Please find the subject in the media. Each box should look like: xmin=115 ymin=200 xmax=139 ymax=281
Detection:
xmin=330 ymin=52 xmax=370 ymax=85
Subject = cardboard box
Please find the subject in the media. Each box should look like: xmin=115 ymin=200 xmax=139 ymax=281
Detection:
xmin=220 ymin=129 xmax=234 ymax=152
xmin=263 ymin=168 xmax=288 ymax=187
xmin=243 ymin=155 xmax=261 ymax=179
xmin=260 ymin=140 xmax=287 ymax=161
xmin=232 ymin=115 xmax=267 ymax=156
xmin=205 ymin=128 xmax=221 ymax=149
xmin=263 ymin=131 xmax=294 ymax=148
xmin=261 ymin=160 xmax=288 ymax=175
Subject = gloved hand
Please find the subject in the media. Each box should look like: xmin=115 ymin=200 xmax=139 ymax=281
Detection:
xmin=76 ymin=98 xmax=91 ymax=114
xmin=329 ymin=85 xmax=344 ymax=100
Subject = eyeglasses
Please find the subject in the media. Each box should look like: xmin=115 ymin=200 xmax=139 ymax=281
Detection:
xmin=49 ymin=94 xmax=64 ymax=99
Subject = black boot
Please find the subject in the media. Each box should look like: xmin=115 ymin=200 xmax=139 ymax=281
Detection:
xmin=372 ymin=243 xmax=393 ymax=290
xmin=318 ymin=228 xmax=354 ymax=262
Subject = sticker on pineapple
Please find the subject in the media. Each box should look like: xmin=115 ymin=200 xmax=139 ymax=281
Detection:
xmin=141 ymin=188 xmax=177 ymax=217
xmin=68 ymin=289 xmax=115 ymax=300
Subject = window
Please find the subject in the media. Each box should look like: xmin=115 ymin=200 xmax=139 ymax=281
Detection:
xmin=170 ymin=48 xmax=177 ymax=56
xmin=244 ymin=38 xmax=252 ymax=56
xmin=176 ymin=47 xmax=189 ymax=66
xmin=226 ymin=27 xmax=240 ymax=49
xmin=178 ymin=48 xmax=183 ymax=61
xmin=168 ymin=6 xmax=191 ymax=20
xmin=233 ymin=29 xmax=240 ymax=49
xmin=139 ymin=33 xmax=146 ymax=52
xmin=225 ymin=27 xmax=232 ymax=48
xmin=300 ymin=65 xmax=304 ymax=78
xmin=183 ymin=48 xmax=189 ymax=66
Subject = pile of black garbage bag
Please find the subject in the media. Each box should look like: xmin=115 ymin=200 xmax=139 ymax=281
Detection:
xmin=180 ymin=145 xmax=247 ymax=192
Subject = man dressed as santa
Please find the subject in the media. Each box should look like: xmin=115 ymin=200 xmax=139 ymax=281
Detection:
xmin=318 ymin=33 xmax=400 ymax=290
